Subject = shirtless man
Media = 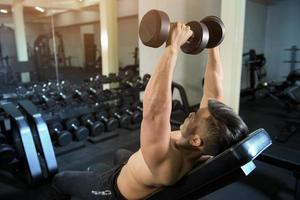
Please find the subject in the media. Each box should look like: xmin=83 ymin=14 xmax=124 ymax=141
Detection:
xmin=47 ymin=22 xmax=248 ymax=200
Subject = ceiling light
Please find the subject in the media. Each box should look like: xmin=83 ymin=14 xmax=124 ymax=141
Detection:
xmin=0 ymin=9 xmax=8 ymax=14
xmin=35 ymin=6 xmax=45 ymax=13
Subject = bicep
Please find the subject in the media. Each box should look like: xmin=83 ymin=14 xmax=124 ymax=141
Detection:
xmin=140 ymin=114 xmax=171 ymax=170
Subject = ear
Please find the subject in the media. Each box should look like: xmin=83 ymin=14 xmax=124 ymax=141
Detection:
xmin=189 ymin=134 xmax=203 ymax=148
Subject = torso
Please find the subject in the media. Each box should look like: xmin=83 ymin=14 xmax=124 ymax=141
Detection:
xmin=117 ymin=131 xmax=196 ymax=200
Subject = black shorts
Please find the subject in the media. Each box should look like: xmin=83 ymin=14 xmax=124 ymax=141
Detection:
xmin=43 ymin=149 xmax=133 ymax=200
xmin=46 ymin=163 xmax=126 ymax=200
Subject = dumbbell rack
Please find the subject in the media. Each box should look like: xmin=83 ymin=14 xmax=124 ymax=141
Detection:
xmin=1 ymin=103 xmax=45 ymax=184
xmin=284 ymin=45 xmax=300 ymax=72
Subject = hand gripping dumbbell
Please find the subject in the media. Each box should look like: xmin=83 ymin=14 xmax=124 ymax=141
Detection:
xmin=65 ymin=119 xmax=89 ymax=141
xmin=80 ymin=114 xmax=105 ymax=136
xmin=109 ymin=108 xmax=131 ymax=128
xmin=48 ymin=122 xmax=73 ymax=146
xmin=0 ymin=133 xmax=15 ymax=165
xmin=139 ymin=9 xmax=225 ymax=54
xmin=121 ymin=105 xmax=142 ymax=124
xmin=95 ymin=111 xmax=119 ymax=132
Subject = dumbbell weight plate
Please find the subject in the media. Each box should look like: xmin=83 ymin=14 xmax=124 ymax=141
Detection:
xmin=56 ymin=130 xmax=72 ymax=146
xmin=200 ymin=16 xmax=225 ymax=48
xmin=181 ymin=21 xmax=209 ymax=54
xmin=139 ymin=9 xmax=170 ymax=48
xmin=0 ymin=144 xmax=15 ymax=165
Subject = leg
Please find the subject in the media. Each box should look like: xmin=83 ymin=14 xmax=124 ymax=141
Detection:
xmin=113 ymin=149 xmax=133 ymax=165
xmin=46 ymin=171 xmax=106 ymax=200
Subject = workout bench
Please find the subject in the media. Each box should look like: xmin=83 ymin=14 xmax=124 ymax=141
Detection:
xmin=85 ymin=128 xmax=271 ymax=200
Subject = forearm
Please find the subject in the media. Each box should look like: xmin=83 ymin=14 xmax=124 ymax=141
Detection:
xmin=143 ymin=46 xmax=179 ymax=117
xmin=200 ymin=47 xmax=224 ymax=107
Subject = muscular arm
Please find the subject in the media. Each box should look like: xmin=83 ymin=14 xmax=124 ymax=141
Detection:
xmin=141 ymin=23 xmax=192 ymax=172
xmin=200 ymin=47 xmax=224 ymax=109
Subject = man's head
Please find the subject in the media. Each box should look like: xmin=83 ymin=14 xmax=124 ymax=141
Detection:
xmin=179 ymin=99 xmax=248 ymax=156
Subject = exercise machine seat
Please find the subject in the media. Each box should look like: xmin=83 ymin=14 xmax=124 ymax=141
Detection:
xmin=146 ymin=128 xmax=272 ymax=200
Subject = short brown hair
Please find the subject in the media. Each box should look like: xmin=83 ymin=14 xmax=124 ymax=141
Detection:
xmin=201 ymin=99 xmax=249 ymax=156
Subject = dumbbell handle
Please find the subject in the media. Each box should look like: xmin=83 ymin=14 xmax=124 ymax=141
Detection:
xmin=71 ymin=124 xmax=79 ymax=130
xmin=86 ymin=119 xmax=94 ymax=126
xmin=124 ymin=109 xmax=133 ymax=115
xmin=59 ymin=92 xmax=67 ymax=99
xmin=113 ymin=112 xmax=121 ymax=119
xmin=89 ymin=88 xmax=97 ymax=94
xmin=75 ymin=90 xmax=82 ymax=96
xmin=136 ymin=105 xmax=143 ymax=112
xmin=99 ymin=115 xmax=108 ymax=123
xmin=53 ymin=128 xmax=60 ymax=133
xmin=41 ymin=95 xmax=49 ymax=102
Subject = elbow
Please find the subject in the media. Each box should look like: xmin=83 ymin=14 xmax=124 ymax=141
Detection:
xmin=143 ymin=101 xmax=171 ymax=120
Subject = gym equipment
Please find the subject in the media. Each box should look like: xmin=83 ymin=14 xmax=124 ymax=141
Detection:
xmin=81 ymin=114 xmax=105 ymax=136
xmin=83 ymin=129 xmax=271 ymax=200
xmin=121 ymin=105 xmax=142 ymax=124
xmin=284 ymin=45 xmax=300 ymax=72
xmin=65 ymin=118 xmax=89 ymax=141
xmin=1 ymin=103 xmax=43 ymax=184
xmin=95 ymin=111 xmax=119 ymax=132
xmin=48 ymin=122 xmax=73 ymax=146
xmin=0 ymin=133 xmax=15 ymax=165
xmin=109 ymin=108 xmax=131 ymax=128
xmin=147 ymin=129 xmax=271 ymax=200
xmin=18 ymin=100 xmax=58 ymax=178
xmin=257 ymin=144 xmax=300 ymax=199
xmin=139 ymin=9 xmax=225 ymax=54
xmin=241 ymin=49 xmax=267 ymax=98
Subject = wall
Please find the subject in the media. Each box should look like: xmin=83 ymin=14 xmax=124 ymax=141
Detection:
xmin=264 ymin=0 xmax=300 ymax=82
xmin=55 ymin=16 xmax=138 ymax=68
xmin=118 ymin=16 xmax=139 ymax=67
xmin=241 ymin=0 xmax=268 ymax=89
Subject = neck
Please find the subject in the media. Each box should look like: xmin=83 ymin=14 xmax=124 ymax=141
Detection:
xmin=173 ymin=131 xmax=204 ymax=162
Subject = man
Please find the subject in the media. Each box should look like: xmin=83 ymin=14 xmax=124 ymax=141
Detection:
xmin=47 ymin=22 xmax=248 ymax=200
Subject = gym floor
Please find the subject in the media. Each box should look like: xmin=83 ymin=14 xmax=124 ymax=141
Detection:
xmin=0 ymin=94 xmax=299 ymax=200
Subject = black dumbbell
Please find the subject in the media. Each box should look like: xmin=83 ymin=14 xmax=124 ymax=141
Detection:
xmin=132 ymin=101 xmax=143 ymax=112
xmin=109 ymin=108 xmax=131 ymax=128
xmin=0 ymin=133 xmax=15 ymax=165
xmin=121 ymin=105 xmax=142 ymax=124
xmin=81 ymin=114 xmax=105 ymax=136
xmin=48 ymin=122 xmax=73 ymax=146
xmin=73 ymin=89 xmax=89 ymax=101
xmin=65 ymin=119 xmax=89 ymax=141
xmin=57 ymin=92 xmax=72 ymax=104
xmin=40 ymin=94 xmax=56 ymax=107
xmin=95 ymin=111 xmax=119 ymax=132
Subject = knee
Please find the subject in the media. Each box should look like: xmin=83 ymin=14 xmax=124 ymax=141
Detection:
xmin=113 ymin=149 xmax=133 ymax=165
xmin=52 ymin=171 xmax=70 ymax=188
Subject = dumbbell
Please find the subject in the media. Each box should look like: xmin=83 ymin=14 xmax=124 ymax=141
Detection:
xmin=73 ymin=89 xmax=89 ymax=101
xmin=139 ymin=9 xmax=225 ymax=54
xmin=65 ymin=119 xmax=89 ymax=141
xmin=57 ymin=92 xmax=72 ymax=104
xmin=40 ymin=94 xmax=56 ymax=107
xmin=132 ymin=101 xmax=143 ymax=112
xmin=80 ymin=114 xmax=105 ymax=136
xmin=121 ymin=105 xmax=142 ymax=124
xmin=48 ymin=122 xmax=73 ymax=146
xmin=95 ymin=111 xmax=119 ymax=132
xmin=109 ymin=108 xmax=131 ymax=128
xmin=0 ymin=133 xmax=15 ymax=165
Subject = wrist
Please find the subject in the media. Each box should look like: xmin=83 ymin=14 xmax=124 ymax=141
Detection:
xmin=166 ymin=45 xmax=180 ymax=55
